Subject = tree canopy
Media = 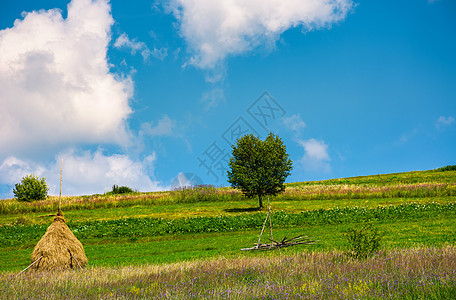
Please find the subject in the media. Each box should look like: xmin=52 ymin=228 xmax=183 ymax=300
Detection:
xmin=13 ymin=174 xmax=49 ymax=202
xmin=227 ymin=133 xmax=293 ymax=209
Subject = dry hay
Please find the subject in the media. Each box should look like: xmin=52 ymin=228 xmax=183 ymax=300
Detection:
xmin=30 ymin=210 xmax=88 ymax=271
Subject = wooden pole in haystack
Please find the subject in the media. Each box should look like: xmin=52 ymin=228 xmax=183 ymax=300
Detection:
xmin=17 ymin=256 xmax=43 ymax=276
xmin=59 ymin=158 xmax=63 ymax=212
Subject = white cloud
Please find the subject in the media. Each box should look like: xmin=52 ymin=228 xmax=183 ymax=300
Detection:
xmin=168 ymin=0 xmax=354 ymax=69
xmin=140 ymin=115 xmax=176 ymax=137
xmin=0 ymin=150 xmax=165 ymax=197
xmin=52 ymin=149 xmax=163 ymax=195
xmin=435 ymin=116 xmax=455 ymax=129
xmin=0 ymin=0 xmax=133 ymax=157
xmin=298 ymin=138 xmax=331 ymax=172
xmin=151 ymin=47 xmax=169 ymax=60
xmin=114 ymin=33 xmax=165 ymax=61
xmin=114 ymin=33 xmax=145 ymax=53
xmin=283 ymin=114 xmax=306 ymax=132
xmin=200 ymin=88 xmax=225 ymax=110
xmin=0 ymin=157 xmax=46 ymax=186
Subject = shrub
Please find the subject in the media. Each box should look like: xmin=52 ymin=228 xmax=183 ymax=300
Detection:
xmin=345 ymin=223 xmax=382 ymax=259
xmin=13 ymin=174 xmax=49 ymax=202
xmin=109 ymin=185 xmax=135 ymax=194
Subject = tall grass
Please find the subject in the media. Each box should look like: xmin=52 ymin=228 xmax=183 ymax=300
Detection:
xmin=2 ymin=246 xmax=455 ymax=299
xmin=2 ymin=182 xmax=455 ymax=216
xmin=0 ymin=187 xmax=246 ymax=215
xmin=288 ymin=170 xmax=456 ymax=186
xmin=280 ymin=183 xmax=456 ymax=201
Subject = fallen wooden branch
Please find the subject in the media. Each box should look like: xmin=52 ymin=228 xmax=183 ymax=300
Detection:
xmin=241 ymin=198 xmax=317 ymax=251
xmin=241 ymin=235 xmax=317 ymax=251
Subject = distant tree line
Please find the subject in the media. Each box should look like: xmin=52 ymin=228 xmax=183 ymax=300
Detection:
xmin=435 ymin=165 xmax=456 ymax=172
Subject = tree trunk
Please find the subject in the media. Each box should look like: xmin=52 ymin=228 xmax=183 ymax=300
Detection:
xmin=258 ymin=194 xmax=263 ymax=210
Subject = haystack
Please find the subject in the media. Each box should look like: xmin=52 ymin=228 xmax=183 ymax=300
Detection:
xmin=30 ymin=210 xmax=87 ymax=271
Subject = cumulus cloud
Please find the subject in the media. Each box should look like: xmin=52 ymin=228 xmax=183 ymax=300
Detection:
xmin=435 ymin=116 xmax=455 ymax=129
xmin=167 ymin=0 xmax=354 ymax=69
xmin=51 ymin=149 xmax=163 ymax=195
xmin=0 ymin=0 xmax=133 ymax=157
xmin=0 ymin=157 xmax=46 ymax=186
xmin=298 ymin=138 xmax=331 ymax=173
xmin=0 ymin=150 xmax=164 ymax=197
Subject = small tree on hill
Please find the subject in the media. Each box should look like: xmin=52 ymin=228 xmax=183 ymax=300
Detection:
xmin=109 ymin=185 xmax=135 ymax=194
xmin=13 ymin=174 xmax=49 ymax=202
xmin=227 ymin=133 xmax=293 ymax=209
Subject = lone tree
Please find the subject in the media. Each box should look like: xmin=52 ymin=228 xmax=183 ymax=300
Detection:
xmin=227 ymin=133 xmax=293 ymax=209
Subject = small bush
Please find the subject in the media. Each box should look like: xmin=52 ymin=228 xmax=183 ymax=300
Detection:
xmin=109 ymin=185 xmax=135 ymax=194
xmin=345 ymin=223 xmax=382 ymax=259
xmin=13 ymin=174 xmax=49 ymax=202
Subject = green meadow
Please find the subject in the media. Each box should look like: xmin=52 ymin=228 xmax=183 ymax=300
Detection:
xmin=1 ymin=168 xmax=455 ymax=298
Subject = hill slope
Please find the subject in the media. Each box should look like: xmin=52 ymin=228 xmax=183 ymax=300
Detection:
xmin=0 ymin=168 xmax=455 ymax=273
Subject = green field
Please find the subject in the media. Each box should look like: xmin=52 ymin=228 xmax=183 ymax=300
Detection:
xmin=1 ymin=169 xmax=455 ymax=298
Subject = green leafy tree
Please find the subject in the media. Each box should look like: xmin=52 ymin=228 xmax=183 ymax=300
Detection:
xmin=227 ymin=133 xmax=293 ymax=209
xmin=13 ymin=174 xmax=49 ymax=202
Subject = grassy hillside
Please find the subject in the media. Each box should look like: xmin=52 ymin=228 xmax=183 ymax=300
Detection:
xmin=0 ymin=168 xmax=455 ymax=275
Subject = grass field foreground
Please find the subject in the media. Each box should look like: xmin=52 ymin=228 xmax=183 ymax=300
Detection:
xmin=2 ymin=246 xmax=455 ymax=299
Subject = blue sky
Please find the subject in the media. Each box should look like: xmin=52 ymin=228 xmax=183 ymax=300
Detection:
xmin=0 ymin=0 xmax=455 ymax=198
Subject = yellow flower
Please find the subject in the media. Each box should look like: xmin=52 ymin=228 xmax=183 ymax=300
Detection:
xmin=301 ymin=281 xmax=321 ymax=295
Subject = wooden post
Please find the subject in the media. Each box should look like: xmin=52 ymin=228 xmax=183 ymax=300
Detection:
xmin=59 ymin=158 xmax=63 ymax=211
xmin=17 ymin=256 xmax=43 ymax=276
xmin=268 ymin=197 xmax=273 ymax=246
xmin=257 ymin=210 xmax=270 ymax=248
xmin=69 ymin=250 xmax=83 ymax=269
